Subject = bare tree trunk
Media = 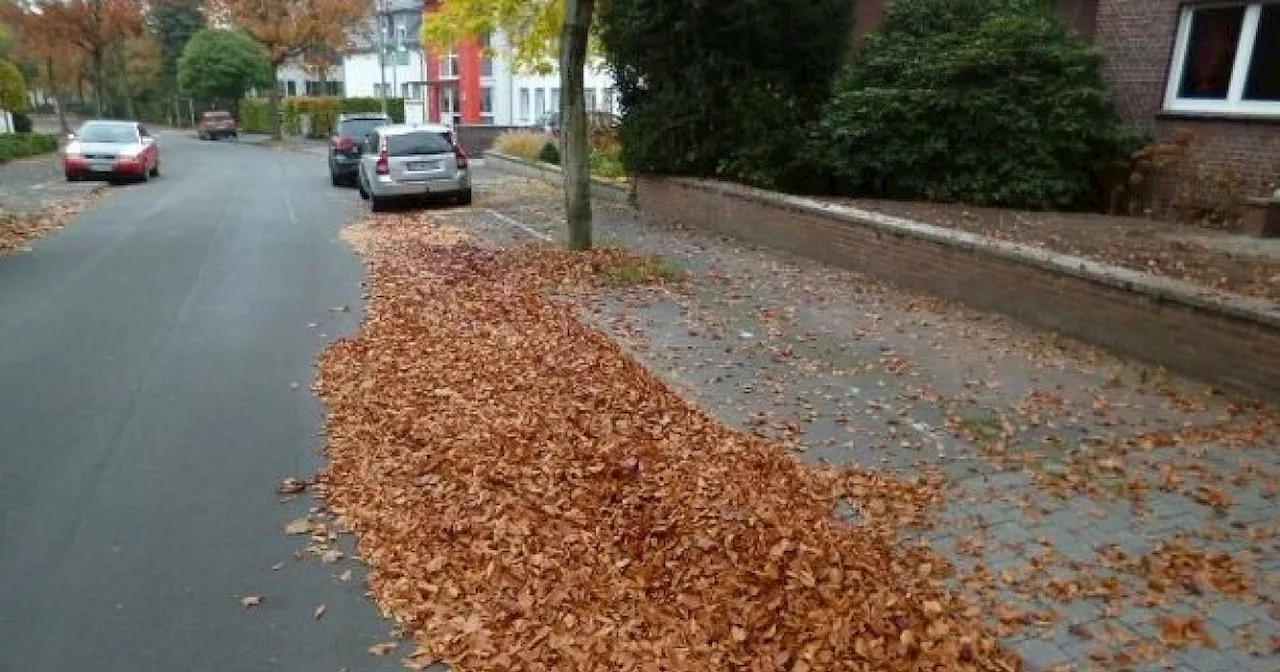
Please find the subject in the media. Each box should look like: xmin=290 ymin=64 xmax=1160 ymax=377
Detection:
xmin=114 ymin=44 xmax=135 ymax=120
xmin=268 ymin=63 xmax=282 ymax=140
xmin=92 ymin=53 xmax=105 ymax=116
xmin=559 ymin=0 xmax=595 ymax=251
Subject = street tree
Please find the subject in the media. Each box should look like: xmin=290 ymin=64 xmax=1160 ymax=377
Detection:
xmin=39 ymin=0 xmax=144 ymax=116
xmin=150 ymin=0 xmax=204 ymax=94
xmin=207 ymin=0 xmax=369 ymax=140
xmin=177 ymin=28 xmax=269 ymax=110
xmin=0 ymin=57 xmax=26 ymax=121
xmin=424 ymin=0 xmax=597 ymax=250
xmin=1 ymin=1 xmax=83 ymax=131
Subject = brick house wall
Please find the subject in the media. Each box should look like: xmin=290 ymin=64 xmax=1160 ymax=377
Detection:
xmin=1094 ymin=0 xmax=1280 ymax=198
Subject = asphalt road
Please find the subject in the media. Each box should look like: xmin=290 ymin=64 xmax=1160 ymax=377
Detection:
xmin=0 ymin=133 xmax=407 ymax=672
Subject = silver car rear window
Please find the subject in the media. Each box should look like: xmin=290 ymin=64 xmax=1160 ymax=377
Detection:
xmin=387 ymin=132 xmax=452 ymax=157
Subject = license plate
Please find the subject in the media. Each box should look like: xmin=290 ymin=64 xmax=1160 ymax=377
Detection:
xmin=406 ymin=161 xmax=437 ymax=171
xmin=92 ymin=161 xmax=114 ymax=172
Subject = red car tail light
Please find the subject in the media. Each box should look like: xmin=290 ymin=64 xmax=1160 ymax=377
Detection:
xmin=454 ymin=144 xmax=468 ymax=169
xmin=375 ymin=136 xmax=389 ymax=175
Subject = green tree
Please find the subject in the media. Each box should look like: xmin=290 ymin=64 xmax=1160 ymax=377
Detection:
xmin=151 ymin=0 xmax=204 ymax=92
xmin=0 ymin=56 xmax=26 ymax=132
xmin=599 ymin=0 xmax=854 ymax=190
xmin=177 ymin=28 xmax=269 ymax=108
xmin=0 ymin=57 xmax=26 ymax=112
xmin=424 ymin=0 xmax=598 ymax=250
xmin=816 ymin=0 xmax=1144 ymax=210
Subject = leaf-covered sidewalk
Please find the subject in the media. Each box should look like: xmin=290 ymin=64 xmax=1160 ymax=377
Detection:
xmin=317 ymin=215 xmax=1020 ymax=671
xmin=464 ymin=174 xmax=1279 ymax=672
xmin=317 ymin=171 xmax=1279 ymax=672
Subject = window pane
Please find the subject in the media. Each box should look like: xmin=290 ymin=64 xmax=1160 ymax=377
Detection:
xmin=1245 ymin=4 xmax=1280 ymax=101
xmin=1178 ymin=6 xmax=1245 ymax=100
xmin=481 ymin=86 xmax=493 ymax=114
xmin=388 ymin=131 xmax=453 ymax=156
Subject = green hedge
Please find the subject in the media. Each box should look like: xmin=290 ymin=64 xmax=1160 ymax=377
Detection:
xmin=238 ymin=96 xmax=406 ymax=138
xmin=0 ymin=132 xmax=59 ymax=164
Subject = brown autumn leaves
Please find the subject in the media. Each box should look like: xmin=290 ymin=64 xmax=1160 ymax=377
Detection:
xmin=313 ymin=215 xmax=1023 ymax=671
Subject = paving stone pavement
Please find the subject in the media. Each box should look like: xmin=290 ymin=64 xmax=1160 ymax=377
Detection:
xmin=459 ymin=172 xmax=1280 ymax=672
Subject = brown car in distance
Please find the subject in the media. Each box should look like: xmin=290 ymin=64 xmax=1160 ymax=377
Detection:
xmin=197 ymin=110 xmax=238 ymax=141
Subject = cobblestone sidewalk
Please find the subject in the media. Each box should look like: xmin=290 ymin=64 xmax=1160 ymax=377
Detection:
xmin=455 ymin=172 xmax=1280 ymax=672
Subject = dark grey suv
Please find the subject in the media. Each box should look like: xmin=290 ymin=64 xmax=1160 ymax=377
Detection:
xmin=328 ymin=113 xmax=391 ymax=186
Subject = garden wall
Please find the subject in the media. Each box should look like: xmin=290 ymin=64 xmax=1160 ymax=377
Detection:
xmin=636 ymin=176 xmax=1280 ymax=399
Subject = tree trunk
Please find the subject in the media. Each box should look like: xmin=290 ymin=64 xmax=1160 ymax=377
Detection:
xmin=92 ymin=52 xmax=105 ymax=116
xmin=559 ymin=0 xmax=596 ymax=251
xmin=114 ymin=44 xmax=135 ymax=120
xmin=268 ymin=63 xmax=282 ymax=140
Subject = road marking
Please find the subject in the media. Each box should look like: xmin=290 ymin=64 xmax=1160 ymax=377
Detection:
xmin=486 ymin=208 xmax=551 ymax=242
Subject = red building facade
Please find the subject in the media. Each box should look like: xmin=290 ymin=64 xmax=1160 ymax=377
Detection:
xmin=422 ymin=1 xmax=485 ymax=125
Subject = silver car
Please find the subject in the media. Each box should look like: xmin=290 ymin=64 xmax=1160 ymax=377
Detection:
xmin=356 ymin=123 xmax=472 ymax=211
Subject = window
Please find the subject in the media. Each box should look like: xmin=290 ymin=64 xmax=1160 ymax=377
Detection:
xmin=603 ymin=87 xmax=615 ymax=113
xmin=387 ymin=131 xmax=452 ymax=156
xmin=393 ymin=14 xmax=407 ymax=44
xmin=1165 ymin=2 xmax=1280 ymax=116
xmin=441 ymin=49 xmax=459 ymax=78
xmin=550 ymin=87 xmax=560 ymax=110
xmin=519 ymin=88 xmax=531 ymax=119
xmin=286 ymin=80 xmax=297 ymax=97
xmin=480 ymin=85 xmax=494 ymax=124
xmin=481 ymin=31 xmax=494 ymax=77
xmin=535 ymin=88 xmax=546 ymax=116
xmin=585 ymin=87 xmax=597 ymax=111
xmin=401 ymin=82 xmax=410 ymax=99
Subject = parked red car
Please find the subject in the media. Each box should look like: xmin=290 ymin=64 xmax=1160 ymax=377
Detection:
xmin=197 ymin=110 xmax=237 ymax=140
xmin=63 ymin=119 xmax=161 ymax=183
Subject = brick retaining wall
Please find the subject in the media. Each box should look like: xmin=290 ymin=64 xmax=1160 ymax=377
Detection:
xmin=636 ymin=176 xmax=1280 ymax=399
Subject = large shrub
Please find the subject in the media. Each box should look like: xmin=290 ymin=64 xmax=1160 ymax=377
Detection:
xmin=0 ymin=58 xmax=27 ymax=114
xmin=600 ymin=0 xmax=854 ymax=189
xmin=817 ymin=0 xmax=1145 ymax=210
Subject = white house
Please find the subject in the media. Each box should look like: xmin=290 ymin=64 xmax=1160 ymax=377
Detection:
xmin=342 ymin=0 xmax=428 ymax=124
xmin=508 ymin=60 xmax=619 ymax=127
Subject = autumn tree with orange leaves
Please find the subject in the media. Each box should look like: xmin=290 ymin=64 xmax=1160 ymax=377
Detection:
xmin=34 ymin=0 xmax=145 ymax=116
xmin=207 ymin=0 xmax=369 ymax=139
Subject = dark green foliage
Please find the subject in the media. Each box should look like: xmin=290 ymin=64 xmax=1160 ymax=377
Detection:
xmin=817 ymin=0 xmax=1146 ymax=210
xmin=538 ymin=140 xmax=560 ymax=166
xmin=178 ymin=29 xmax=271 ymax=106
xmin=152 ymin=0 xmax=205 ymax=89
xmin=600 ymin=0 xmax=855 ymax=189
xmin=0 ymin=132 xmax=58 ymax=164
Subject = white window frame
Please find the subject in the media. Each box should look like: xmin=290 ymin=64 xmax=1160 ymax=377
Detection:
xmin=519 ymin=88 xmax=531 ymax=119
xmin=440 ymin=49 xmax=459 ymax=79
xmin=1164 ymin=1 xmax=1280 ymax=117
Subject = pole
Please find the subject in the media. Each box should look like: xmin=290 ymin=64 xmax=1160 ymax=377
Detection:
xmin=376 ymin=0 xmax=388 ymax=115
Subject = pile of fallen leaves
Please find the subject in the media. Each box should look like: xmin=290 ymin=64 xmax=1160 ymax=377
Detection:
xmin=0 ymin=192 xmax=105 ymax=257
xmin=316 ymin=215 xmax=1021 ymax=671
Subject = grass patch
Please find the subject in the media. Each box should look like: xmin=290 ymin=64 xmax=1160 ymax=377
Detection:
xmin=495 ymin=130 xmax=553 ymax=162
xmin=955 ymin=415 xmax=1002 ymax=444
xmin=599 ymin=252 xmax=685 ymax=286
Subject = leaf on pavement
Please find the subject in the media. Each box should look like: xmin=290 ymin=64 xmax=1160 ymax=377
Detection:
xmin=284 ymin=517 xmax=312 ymax=535
xmin=314 ymin=604 xmax=327 ymax=620
xmin=240 ymin=595 xmax=263 ymax=608
xmin=368 ymin=642 xmax=398 ymax=656
xmin=277 ymin=477 xmax=308 ymax=494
